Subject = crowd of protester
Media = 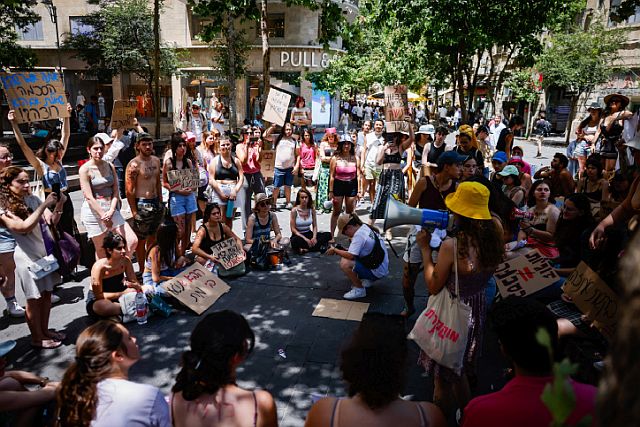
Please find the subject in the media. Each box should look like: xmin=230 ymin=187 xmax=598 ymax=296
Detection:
xmin=0 ymin=91 xmax=639 ymax=425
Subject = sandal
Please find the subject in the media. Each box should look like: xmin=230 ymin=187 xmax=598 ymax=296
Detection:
xmin=31 ymin=339 xmax=62 ymax=350
xmin=47 ymin=330 xmax=66 ymax=341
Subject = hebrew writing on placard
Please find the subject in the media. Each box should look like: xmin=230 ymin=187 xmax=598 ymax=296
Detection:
xmin=263 ymin=88 xmax=291 ymax=126
xmin=167 ymin=169 xmax=200 ymax=192
xmin=110 ymin=100 xmax=137 ymax=129
xmin=0 ymin=71 xmax=69 ymax=124
xmin=494 ymin=250 xmax=559 ymax=298
xmin=161 ymin=263 xmax=230 ymax=315
xmin=211 ymin=238 xmax=245 ymax=270
xmin=384 ymin=85 xmax=408 ymax=133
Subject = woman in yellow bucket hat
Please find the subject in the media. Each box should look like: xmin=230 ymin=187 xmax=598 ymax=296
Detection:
xmin=415 ymin=181 xmax=504 ymax=419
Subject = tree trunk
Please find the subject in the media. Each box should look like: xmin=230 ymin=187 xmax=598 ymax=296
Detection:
xmin=565 ymin=94 xmax=580 ymax=145
xmin=153 ymin=0 xmax=161 ymax=139
xmin=226 ymin=13 xmax=238 ymax=132
xmin=261 ymin=0 xmax=270 ymax=121
xmin=526 ymin=100 xmax=533 ymax=138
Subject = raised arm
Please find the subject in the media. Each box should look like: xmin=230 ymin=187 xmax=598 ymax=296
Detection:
xmin=7 ymin=110 xmax=43 ymax=175
xmin=59 ymin=103 xmax=73 ymax=159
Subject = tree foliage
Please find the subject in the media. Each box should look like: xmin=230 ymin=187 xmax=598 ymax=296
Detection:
xmin=610 ymin=0 xmax=640 ymax=23
xmin=64 ymin=0 xmax=184 ymax=87
xmin=506 ymin=69 xmax=541 ymax=104
xmin=0 ymin=0 xmax=39 ymax=68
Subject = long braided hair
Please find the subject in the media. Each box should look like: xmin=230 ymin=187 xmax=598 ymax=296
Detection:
xmin=57 ymin=321 xmax=130 ymax=427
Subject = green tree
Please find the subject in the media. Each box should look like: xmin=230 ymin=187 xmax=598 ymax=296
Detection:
xmin=64 ymin=0 xmax=184 ymax=135
xmin=537 ymin=22 xmax=626 ymax=142
xmin=0 ymin=0 xmax=39 ymax=68
xmin=506 ymin=69 xmax=542 ymax=136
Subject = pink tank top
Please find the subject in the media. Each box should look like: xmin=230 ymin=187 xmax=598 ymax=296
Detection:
xmin=300 ymin=142 xmax=316 ymax=169
xmin=243 ymin=144 xmax=261 ymax=174
xmin=335 ymin=162 xmax=357 ymax=181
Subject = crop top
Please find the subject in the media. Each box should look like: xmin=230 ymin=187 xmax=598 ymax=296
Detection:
xmin=215 ymin=156 xmax=239 ymax=181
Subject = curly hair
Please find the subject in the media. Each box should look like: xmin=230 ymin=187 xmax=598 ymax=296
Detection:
xmin=340 ymin=313 xmax=407 ymax=409
xmin=0 ymin=166 xmax=30 ymax=219
xmin=172 ymin=310 xmax=255 ymax=401
xmin=456 ymin=216 xmax=505 ymax=271
xmin=57 ymin=321 xmax=129 ymax=427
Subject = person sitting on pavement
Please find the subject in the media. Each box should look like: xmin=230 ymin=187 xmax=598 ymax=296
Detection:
xmin=87 ymin=231 xmax=152 ymax=319
xmin=498 ymin=165 xmax=526 ymax=208
xmin=289 ymin=188 xmax=332 ymax=255
xmin=534 ymin=153 xmax=576 ymax=201
xmin=142 ymin=221 xmax=189 ymax=295
xmin=576 ymin=154 xmax=609 ymax=216
xmin=326 ymin=213 xmax=389 ymax=300
xmin=305 ymin=313 xmax=445 ymax=427
xmin=191 ymin=203 xmax=244 ymax=271
xmin=415 ymin=182 xmax=504 ymax=420
xmin=0 ymin=340 xmax=59 ymax=426
xmin=244 ymin=193 xmax=287 ymax=258
xmin=171 ymin=310 xmax=278 ymax=427
xmin=461 ymin=156 xmax=479 ymax=181
xmin=489 ymin=151 xmax=508 ymax=190
xmin=517 ymin=180 xmax=561 ymax=259
xmin=507 ymin=155 xmax=532 ymax=196
xmin=510 ymin=146 xmax=532 ymax=175
xmin=461 ymin=297 xmax=597 ymax=427
xmin=57 ymin=320 xmax=171 ymax=427
xmin=0 ymin=167 xmax=67 ymax=349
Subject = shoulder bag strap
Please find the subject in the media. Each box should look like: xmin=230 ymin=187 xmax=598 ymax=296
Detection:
xmin=453 ymin=237 xmax=459 ymax=297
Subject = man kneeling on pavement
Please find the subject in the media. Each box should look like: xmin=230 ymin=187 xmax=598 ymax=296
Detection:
xmin=326 ymin=213 xmax=389 ymax=299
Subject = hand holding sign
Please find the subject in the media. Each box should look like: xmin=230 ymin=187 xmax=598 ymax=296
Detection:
xmin=211 ymin=238 xmax=245 ymax=270
xmin=263 ymin=88 xmax=291 ymax=127
xmin=0 ymin=71 xmax=69 ymax=124
xmin=110 ymin=100 xmax=137 ymax=130
xmin=494 ymin=250 xmax=559 ymax=298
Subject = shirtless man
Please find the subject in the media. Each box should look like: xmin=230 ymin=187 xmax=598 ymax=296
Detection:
xmin=125 ymin=132 xmax=164 ymax=271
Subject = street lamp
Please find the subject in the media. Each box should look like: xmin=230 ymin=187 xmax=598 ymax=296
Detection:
xmin=41 ymin=0 xmax=64 ymax=83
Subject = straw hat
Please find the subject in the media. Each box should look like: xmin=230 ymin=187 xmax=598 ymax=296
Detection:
xmin=444 ymin=182 xmax=491 ymax=220
xmin=337 ymin=212 xmax=361 ymax=235
xmin=253 ymin=193 xmax=270 ymax=210
xmin=604 ymin=93 xmax=629 ymax=109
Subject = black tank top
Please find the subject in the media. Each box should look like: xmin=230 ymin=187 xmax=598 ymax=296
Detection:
xmin=384 ymin=151 xmax=402 ymax=164
xmin=419 ymin=176 xmax=456 ymax=210
xmin=427 ymin=143 xmax=446 ymax=165
xmin=414 ymin=142 xmax=425 ymax=162
xmin=199 ymin=223 xmax=226 ymax=253
xmin=102 ymin=272 xmax=125 ymax=293
xmin=216 ymin=156 xmax=239 ymax=180
xmin=496 ymin=128 xmax=512 ymax=152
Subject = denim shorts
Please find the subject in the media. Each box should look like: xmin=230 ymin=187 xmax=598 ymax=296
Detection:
xmin=353 ymin=259 xmax=381 ymax=281
xmin=273 ymin=167 xmax=294 ymax=187
xmin=0 ymin=227 xmax=16 ymax=254
xmin=169 ymin=192 xmax=198 ymax=216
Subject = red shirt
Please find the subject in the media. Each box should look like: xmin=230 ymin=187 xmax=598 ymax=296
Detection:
xmin=462 ymin=375 xmax=597 ymax=427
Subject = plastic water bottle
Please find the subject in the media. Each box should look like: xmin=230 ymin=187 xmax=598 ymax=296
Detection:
xmin=135 ymin=290 xmax=147 ymax=325
xmin=226 ymin=199 xmax=235 ymax=218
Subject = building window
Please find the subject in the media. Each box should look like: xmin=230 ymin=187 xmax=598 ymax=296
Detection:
xmin=16 ymin=20 xmax=44 ymax=41
xmin=609 ymin=0 xmax=640 ymax=26
xmin=69 ymin=17 xmax=94 ymax=35
xmin=191 ymin=13 xmax=214 ymax=40
xmin=256 ymin=14 xmax=285 ymax=38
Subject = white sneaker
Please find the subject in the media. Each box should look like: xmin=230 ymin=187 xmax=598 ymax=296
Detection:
xmin=362 ymin=279 xmax=373 ymax=289
xmin=51 ymin=294 xmax=61 ymax=305
xmin=7 ymin=301 xmax=25 ymax=318
xmin=343 ymin=287 xmax=366 ymax=300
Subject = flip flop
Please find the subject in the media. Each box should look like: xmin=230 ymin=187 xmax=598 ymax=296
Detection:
xmin=47 ymin=330 xmax=66 ymax=341
xmin=31 ymin=339 xmax=62 ymax=350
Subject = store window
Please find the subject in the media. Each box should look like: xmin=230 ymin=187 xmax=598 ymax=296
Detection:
xmin=256 ymin=14 xmax=285 ymax=38
xmin=69 ymin=16 xmax=94 ymax=35
xmin=16 ymin=20 xmax=44 ymax=41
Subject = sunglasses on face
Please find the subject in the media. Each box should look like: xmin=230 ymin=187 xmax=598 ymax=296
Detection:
xmin=257 ymin=201 xmax=270 ymax=207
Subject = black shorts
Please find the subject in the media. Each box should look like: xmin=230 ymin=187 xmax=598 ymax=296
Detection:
xmin=197 ymin=185 xmax=208 ymax=201
xmin=333 ymin=178 xmax=358 ymax=197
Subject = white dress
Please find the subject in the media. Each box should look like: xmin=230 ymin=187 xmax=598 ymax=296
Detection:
xmin=9 ymin=196 xmax=59 ymax=300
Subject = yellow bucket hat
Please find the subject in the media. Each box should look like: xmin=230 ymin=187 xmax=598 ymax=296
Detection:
xmin=445 ymin=182 xmax=491 ymax=220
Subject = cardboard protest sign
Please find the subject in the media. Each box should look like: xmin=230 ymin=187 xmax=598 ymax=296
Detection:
xmin=167 ymin=169 xmax=199 ymax=192
xmin=110 ymin=100 xmax=137 ymax=129
xmin=263 ymin=88 xmax=291 ymax=126
xmin=384 ymin=85 xmax=409 ymax=133
xmin=211 ymin=238 xmax=245 ymax=270
xmin=563 ymin=262 xmax=619 ymax=340
xmin=494 ymin=250 xmax=559 ymax=298
xmin=260 ymin=150 xmax=276 ymax=178
xmin=0 ymin=71 xmax=69 ymax=124
xmin=161 ymin=263 xmax=230 ymax=315
xmin=312 ymin=298 xmax=370 ymax=321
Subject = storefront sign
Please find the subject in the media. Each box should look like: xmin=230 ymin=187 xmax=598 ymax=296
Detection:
xmin=0 ymin=71 xmax=69 ymax=124
xmin=280 ymin=51 xmax=330 ymax=69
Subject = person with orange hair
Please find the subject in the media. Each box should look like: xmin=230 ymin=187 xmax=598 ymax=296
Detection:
xmin=452 ymin=125 xmax=483 ymax=178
